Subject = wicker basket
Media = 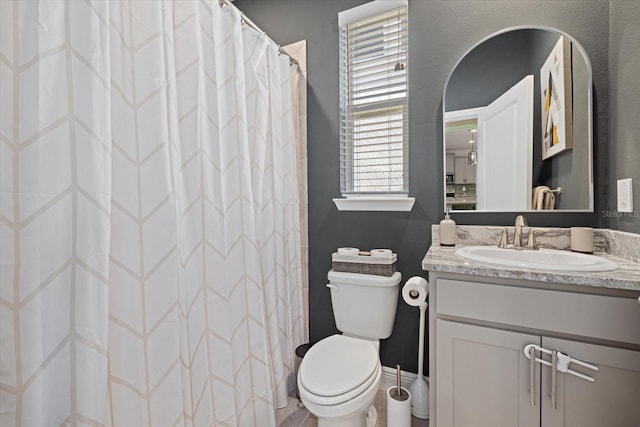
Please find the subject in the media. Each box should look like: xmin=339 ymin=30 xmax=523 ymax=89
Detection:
xmin=331 ymin=261 xmax=397 ymax=276
xmin=331 ymin=250 xmax=397 ymax=277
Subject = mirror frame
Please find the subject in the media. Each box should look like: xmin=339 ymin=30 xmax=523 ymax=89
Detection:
xmin=442 ymin=25 xmax=594 ymax=213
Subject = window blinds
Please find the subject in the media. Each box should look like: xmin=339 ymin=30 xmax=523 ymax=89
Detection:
xmin=339 ymin=3 xmax=408 ymax=195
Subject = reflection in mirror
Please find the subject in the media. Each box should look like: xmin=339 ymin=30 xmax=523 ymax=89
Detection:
xmin=443 ymin=27 xmax=593 ymax=212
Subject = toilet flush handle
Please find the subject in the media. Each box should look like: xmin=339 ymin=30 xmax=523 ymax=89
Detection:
xmin=326 ymin=284 xmax=339 ymax=292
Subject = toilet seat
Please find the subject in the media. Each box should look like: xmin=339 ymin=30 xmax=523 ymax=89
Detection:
xmin=298 ymin=334 xmax=380 ymax=406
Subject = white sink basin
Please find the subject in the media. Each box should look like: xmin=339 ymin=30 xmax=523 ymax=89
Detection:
xmin=455 ymin=246 xmax=618 ymax=272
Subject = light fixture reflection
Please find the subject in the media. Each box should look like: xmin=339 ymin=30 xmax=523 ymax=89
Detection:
xmin=467 ymin=129 xmax=478 ymax=165
xmin=467 ymin=149 xmax=477 ymax=165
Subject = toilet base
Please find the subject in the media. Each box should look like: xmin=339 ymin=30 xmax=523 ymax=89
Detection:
xmin=317 ymin=404 xmax=377 ymax=427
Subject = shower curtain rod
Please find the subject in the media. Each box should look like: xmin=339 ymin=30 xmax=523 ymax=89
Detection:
xmin=218 ymin=0 xmax=300 ymax=66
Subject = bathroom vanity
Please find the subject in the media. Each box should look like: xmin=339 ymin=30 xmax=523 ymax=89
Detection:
xmin=423 ymin=226 xmax=640 ymax=427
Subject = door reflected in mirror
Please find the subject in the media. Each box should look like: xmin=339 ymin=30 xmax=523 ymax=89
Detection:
xmin=443 ymin=27 xmax=593 ymax=213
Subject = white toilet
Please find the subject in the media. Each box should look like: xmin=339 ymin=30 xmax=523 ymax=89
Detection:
xmin=297 ymin=270 xmax=402 ymax=427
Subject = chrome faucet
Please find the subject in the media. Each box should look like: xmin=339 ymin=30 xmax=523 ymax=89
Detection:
xmin=513 ymin=215 xmax=528 ymax=248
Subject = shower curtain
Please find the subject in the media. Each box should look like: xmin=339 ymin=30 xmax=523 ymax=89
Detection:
xmin=0 ymin=1 xmax=306 ymax=426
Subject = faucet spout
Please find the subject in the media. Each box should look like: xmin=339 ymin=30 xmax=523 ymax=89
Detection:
xmin=513 ymin=215 xmax=528 ymax=248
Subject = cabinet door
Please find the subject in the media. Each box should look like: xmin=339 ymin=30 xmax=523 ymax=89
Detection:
xmin=446 ymin=153 xmax=455 ymax=174
xmin=435 ymin=320 xmax=540 ymax=427
xmin=454 ymin=157 xmax=477 ymax=183
xmin=454 ymin=156 xmax=467 ymax=183
xmin=466 ymin=162 xmax=477 ymax=183
xmin=541 ymin=337 xmax=640 ymax=427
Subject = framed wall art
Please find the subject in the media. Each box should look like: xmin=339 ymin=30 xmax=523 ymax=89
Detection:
xmin=540 ymin=36 xmax=573 ymax=160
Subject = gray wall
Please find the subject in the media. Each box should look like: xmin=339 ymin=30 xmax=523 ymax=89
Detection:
xmin=445 ymin=30 xmax=541 ymax=111
xmin=235 ymin=0 xmax=615 ymax=375
xmin=546 ymin=45 xmax=591 ymax=210
xmin=608 ymin=1 xmax=640 ymax=233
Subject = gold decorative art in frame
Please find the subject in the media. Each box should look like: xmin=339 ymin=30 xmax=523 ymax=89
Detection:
xmin=541 ymin=36 xmax=573 ymax=160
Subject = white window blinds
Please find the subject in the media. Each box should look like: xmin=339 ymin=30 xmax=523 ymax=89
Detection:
xmin=339 ymin=1 xmax=409 ymax=195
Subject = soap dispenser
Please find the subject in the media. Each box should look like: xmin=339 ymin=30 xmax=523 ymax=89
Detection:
xmin=440 ymin=208 xmax=456 ymax=246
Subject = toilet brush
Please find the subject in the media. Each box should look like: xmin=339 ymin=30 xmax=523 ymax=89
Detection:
xmin=390 ymin=365 xmax=408 ymax=400
xmin=408 ymin=300 xmax=429 ymax=419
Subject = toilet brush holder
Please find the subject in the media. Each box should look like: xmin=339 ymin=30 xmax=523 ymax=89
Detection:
xmin=387 ymin=365 xmax=411 ymax=427
xmin=387 ymin=387 xmax=411 ymax=427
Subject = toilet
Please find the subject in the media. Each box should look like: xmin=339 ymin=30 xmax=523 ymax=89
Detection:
xmin=298 ymin=270 xmax=402 ymax=427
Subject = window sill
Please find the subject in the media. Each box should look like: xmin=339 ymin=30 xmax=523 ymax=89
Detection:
xmin=333 ymin=196 xmax=415 ymax=212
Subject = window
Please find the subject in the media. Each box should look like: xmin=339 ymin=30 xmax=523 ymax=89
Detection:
xmin=339 ymin=0 xmax=409 ymax=198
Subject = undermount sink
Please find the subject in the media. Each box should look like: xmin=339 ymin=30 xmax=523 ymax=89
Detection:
xmin=455 ymin=246 xmax=618 ymax=272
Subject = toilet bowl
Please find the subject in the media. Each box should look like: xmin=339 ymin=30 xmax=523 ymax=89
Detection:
xmin=297 ymin=334 xmax=382 ymax=427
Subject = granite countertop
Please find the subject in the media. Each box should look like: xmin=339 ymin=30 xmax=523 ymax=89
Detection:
xmin=423 ymin=225 xmax=640 ymax=292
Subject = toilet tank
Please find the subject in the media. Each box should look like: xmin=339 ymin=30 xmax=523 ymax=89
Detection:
xmin=327 ymin=270 xmax=402 ymax=339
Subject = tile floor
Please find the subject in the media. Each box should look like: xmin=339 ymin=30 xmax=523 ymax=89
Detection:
xmin=276 ymin=390 xmax=429 ymax=427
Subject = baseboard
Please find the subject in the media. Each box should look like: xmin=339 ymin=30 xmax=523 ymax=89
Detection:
xmin=380 ymin=366 xmax=428 ymax=390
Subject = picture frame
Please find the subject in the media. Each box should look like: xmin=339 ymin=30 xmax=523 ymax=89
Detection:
xmin=540 ymin=36 xmax=573 ymax=160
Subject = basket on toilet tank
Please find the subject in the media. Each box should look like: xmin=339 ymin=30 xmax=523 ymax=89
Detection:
xmin=332 ymin=248 xmax=397 ymax=277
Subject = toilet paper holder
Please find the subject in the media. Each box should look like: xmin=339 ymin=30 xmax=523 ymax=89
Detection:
xmin=402 ymin=277 xmax=430 ymax=419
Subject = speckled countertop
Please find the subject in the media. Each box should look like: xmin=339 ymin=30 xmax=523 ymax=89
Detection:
xmin=423 ymin=225 xmax=640 ymax=292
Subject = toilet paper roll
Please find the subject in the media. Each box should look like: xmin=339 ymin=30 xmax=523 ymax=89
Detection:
xmin=402 ymin=276 xmax=429 ymax=307
xmin=337 ymin=247 xmax=360 ymax=256
xmin=370 ymin=248 xmax=393 ymax=258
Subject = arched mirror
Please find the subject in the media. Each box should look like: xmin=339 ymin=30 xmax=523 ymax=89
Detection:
xmin=443 ymin=26 xmax=593 ymax=212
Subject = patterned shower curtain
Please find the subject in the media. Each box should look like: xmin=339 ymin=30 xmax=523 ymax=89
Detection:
xmin=0 ymin=1 xmax=306 ymax=426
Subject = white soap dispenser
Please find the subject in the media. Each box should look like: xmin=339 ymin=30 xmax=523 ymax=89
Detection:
xmin=440 ymin=208 xmax=456 ymax=246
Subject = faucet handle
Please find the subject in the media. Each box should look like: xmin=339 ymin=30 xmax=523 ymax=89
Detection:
xmin=487 ymin=226 xmax=510 ymax=248
xmin=526 ymin=228 xmax=550 ymax=250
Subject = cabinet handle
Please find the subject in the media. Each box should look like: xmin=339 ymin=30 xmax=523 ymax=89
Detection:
xmin=550 ymin=350 xmax=558 ymax=410
xmin=526 ymin=228 xmax=550 ymax=250
xmin=529 ymin=346 xmax=536 ymax=406
xmin=487 ymin=226 xmax=510 ymax=248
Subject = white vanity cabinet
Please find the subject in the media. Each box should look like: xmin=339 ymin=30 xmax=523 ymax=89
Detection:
xmin=429 ymin=273 xmax=640 ymax=427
